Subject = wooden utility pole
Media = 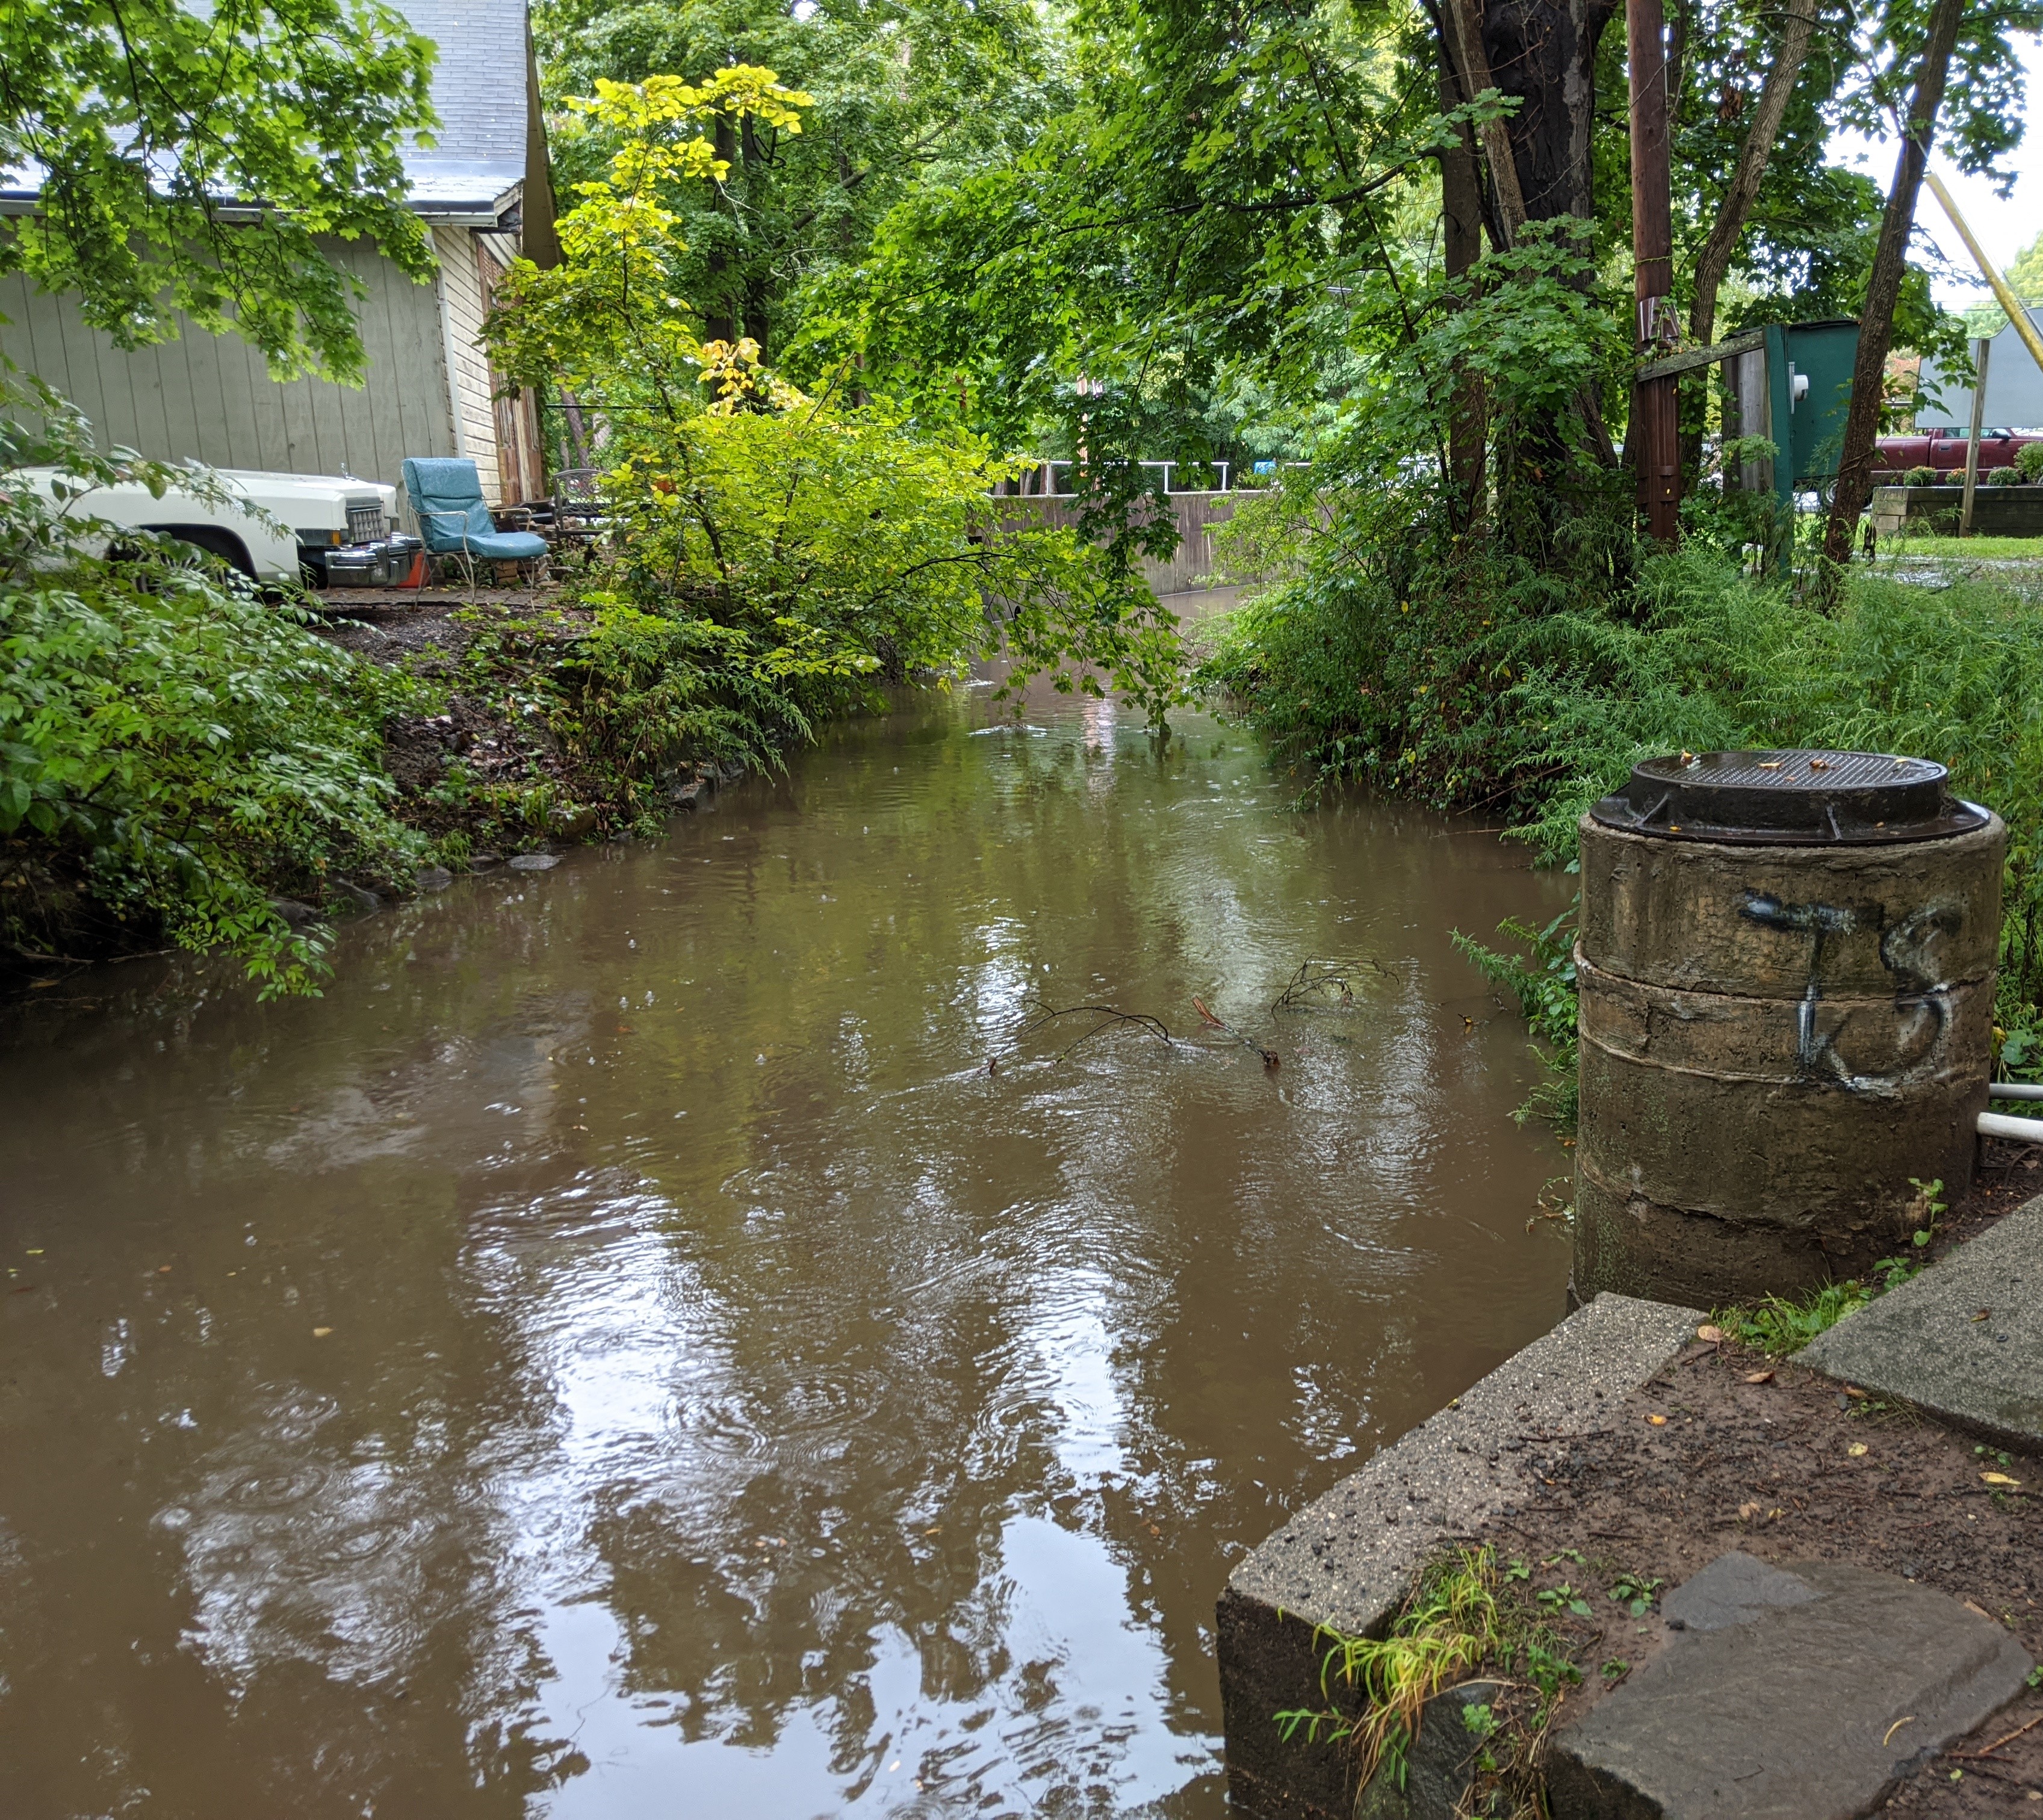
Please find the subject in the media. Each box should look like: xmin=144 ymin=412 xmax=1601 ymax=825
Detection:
xmin=1628 ymin=0 xmax=1679 ymax=542
xmin=1962 ymin=336 xmax=1990 ymax=537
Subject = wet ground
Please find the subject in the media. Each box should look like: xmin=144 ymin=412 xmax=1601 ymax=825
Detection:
xmin=1 ymin=678 xmax=1571 ymax=1818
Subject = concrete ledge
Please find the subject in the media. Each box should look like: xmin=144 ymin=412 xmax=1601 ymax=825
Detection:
xmin=1216 ymin=1292 xmax=1703 ymax=1820
xmin=1800 ymin=1190 xmax=2043 ymax=1451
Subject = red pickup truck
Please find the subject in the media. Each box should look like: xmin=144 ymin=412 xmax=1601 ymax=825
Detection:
xmin=1876 ymin=426 xmax=2040 ymax=474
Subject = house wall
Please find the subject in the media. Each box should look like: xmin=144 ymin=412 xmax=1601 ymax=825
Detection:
xmin=471 ymin=238 xmax=547 ymax=504
xmin=432 ymin=225 xmax=504 ymax=502
xmin=0 ymin=238 xmax=460 ymax=519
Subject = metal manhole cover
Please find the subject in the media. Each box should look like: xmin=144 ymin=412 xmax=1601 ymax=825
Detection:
xmin=1589 ymin=749 xmax=1989 ymax=844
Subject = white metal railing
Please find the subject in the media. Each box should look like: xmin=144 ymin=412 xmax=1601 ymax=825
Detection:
xmin=998 ymin=459 xmax=1232 ymax=498
xmin=1979 ymin=1080 xmax=2043 ymax=1141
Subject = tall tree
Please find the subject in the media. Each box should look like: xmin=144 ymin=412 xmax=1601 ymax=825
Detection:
xmin=535 ymin=0 xmax=1060 ymax=361
xmin=0 ymin=0 xmax=437 ymax=380
xmin=1820 ymin=0 xmax=1966 ymax=583
xmin=1687 ymin=0 xmax=1821 ymax=350
xmin=1438 ymin=31 xmax=1489 ymax=521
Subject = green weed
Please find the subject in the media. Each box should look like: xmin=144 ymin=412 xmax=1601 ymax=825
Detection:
xmin=1275 ymin=1544 xmax=1583 ymax=1815
xmin=1453 ymin=902 xmax=1580 ymax=1130
xmin=1720 ymin=1281 xmax=1876 ymax=1356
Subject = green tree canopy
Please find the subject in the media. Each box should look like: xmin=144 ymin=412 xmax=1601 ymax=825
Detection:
xmin=0 ymin=0 xmax=439 ymax=380
xmin=533 ymin=0 xmax=1063 ymax=361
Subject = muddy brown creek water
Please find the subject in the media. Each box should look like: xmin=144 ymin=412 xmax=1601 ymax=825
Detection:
xmin=1 ymin=677 xmax=1572 ymax=1819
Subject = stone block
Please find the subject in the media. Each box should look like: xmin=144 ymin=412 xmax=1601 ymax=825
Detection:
xmin=1548 ymin=1556 xmax=2033 ymax=1820
xmin=1659 ymin=1549 xmax=1816 ymax=1634
xmin=1801 ymin=1191 xmax=2043 ymax=1451
xmin=1216 ymin=1293 xmax=1702 ymax=1820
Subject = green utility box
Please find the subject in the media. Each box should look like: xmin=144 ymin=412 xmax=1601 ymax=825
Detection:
xmin=1724 ymin=317 xmax=1861 ymax=535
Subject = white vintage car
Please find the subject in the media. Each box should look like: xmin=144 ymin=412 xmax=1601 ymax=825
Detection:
xmin=18 ymin=466 xmax=423 ymax=588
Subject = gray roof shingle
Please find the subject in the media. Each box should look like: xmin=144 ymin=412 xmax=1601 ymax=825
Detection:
xmin=395 ymin=0 xmax=533 ymax=215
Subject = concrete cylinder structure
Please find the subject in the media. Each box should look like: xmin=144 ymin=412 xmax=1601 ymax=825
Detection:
xmin=1574 ymin=751 xmax=2004 ymax=1308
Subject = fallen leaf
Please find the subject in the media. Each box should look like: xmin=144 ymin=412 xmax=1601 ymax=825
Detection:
xmin=1744 ymin=1370 xmax=1774 ymax=1384
xmin=1696 ymin=1323 xmax=1723 ymax=1343
xmin=1844 ymin=1387 xmax=1868 ymax=1399
xmin=312 ymin=1326 xmax=333 ymax=1338
xmin=1884 ymin=1716 xmax=1917 ymax=1747
xmin=1983 ymin=1472 xmax=2023 ymax=1488
xmin=1647 ymin=1414 xmax=1668 ymax=1426
xmin=157 ymin=1264 xmax=172 ymax=1274
xmin=1848 ymin=1443 xmax=1869 ymax=1456
xmin=1964 ymin=1600 xmax=1995 ymax=1621
xmin=1767 ymin=1507 xmax=1785 ymax=1520
xmin=1149 ymin=1524 xmax=1162 ymax=1535
xmin=1972 ymin=1310 xmax=1992 ymax=1323
xmin=1738 ymin=1501 xmax=1761 ymax=1520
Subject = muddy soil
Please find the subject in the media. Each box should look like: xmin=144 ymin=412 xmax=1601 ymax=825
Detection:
xmin=314 ymin=591 xmax=632 ymax=844
xmin=1472 ymin=1157 xmax=2043 ymax=1813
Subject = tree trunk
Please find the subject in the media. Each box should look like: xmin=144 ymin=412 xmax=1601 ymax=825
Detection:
xmin=1439 ymin=0 xmax=1620 ymax=483
xmin=1440 ymin=34 xmax=1489 ymax=526
xmin=1442 ymin=0 xmax=1528 ymax=244
xmin=1688 ymin=0 xmax=1821 ymax=350
xmin=705 ymin=116 xmax=740 ymax=346
xmin=1483 ymin=0 xmax=1620 ymax=240
xmin=1819 ymin=0 xmax=1966 ymax=587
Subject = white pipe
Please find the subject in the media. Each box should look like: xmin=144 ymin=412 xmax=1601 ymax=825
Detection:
xmin=1988 ymin=1082 xmax=2043 ymax=1101
xmin=1979 ymin=1109 xmax=2043 ymax=1142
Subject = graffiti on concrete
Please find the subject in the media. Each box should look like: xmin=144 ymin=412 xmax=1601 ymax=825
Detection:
xmin=1740 ymin=890 xmax=1962 ymax=1095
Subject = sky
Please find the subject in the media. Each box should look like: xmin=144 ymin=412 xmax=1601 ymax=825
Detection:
xmin=1825 ymin=34 xmax=2043 ymax=311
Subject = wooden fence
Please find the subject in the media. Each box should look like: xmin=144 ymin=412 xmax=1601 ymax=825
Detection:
xmin=999 ymin=491 xmax=1240 ymax=595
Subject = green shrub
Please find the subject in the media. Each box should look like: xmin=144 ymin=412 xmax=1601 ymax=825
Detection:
xmin=2018 ymin=441 xmax=2043 ymax=480
xmin=1903 ymin=465 xmax=1940 ymax=486
xmin=1452 ymin=904 xmax=1580 ymax=1128
xmin=1202 ymin=515 xmax=2043 ymax=1039
xmin=0 ymin=381 xmax=423 ymax=992
xmin=485 ymin=70 xmax=1182 ymax=751
xmin=1988 ymin=463 xmax=2024 ymax=487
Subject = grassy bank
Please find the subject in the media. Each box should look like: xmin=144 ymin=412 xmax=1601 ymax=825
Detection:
xmin=1200 ymin=529 xmax=2043 ymax=1057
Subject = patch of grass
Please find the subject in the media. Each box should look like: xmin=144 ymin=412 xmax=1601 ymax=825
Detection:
xmin=1877 ymin=534 xmax=2043 ymax=559
xmin=1276 ymin=1545 xmax=1583 ymax=1816
xmin=1716 ymin=1177 xmax=1946 ymax=1355
xmin=1276 ymin=1545 xmax=1502 ymax=1788
xmin=1720 ymin=1280 xmax=1877 ymax=1355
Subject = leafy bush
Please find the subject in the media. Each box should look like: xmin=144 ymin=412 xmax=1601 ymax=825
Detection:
xmin=485 ymin=70 xmax=1182 ymax=760
xmin=0 ymin=381 xmax=423 ymax=991
xmin=1452 ymin=905 xmax=1579 ymax=1127
xmin=2018 ymin=441 xmax=2043 ymax=480
xmin=1988 ymin=463 xmax=2024 ymax=487
xmin=1902 ymin=465 xmax=1939 ymax=486
xmin=1203 ymin=513 xmax=2043 ymax=1039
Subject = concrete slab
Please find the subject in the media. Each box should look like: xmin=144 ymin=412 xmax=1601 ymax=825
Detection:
xmin=1548 ymin=1557 xmax=2033 ymax=1820
xmin=1215 ymin=1292 xmax=1703 ymax=1820
xmin=1801 ymin=1190 xmax=2043 ymax=1450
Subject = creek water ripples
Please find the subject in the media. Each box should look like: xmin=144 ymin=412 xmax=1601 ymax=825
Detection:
xmin=1 ymin=676 xmax=1570 ymax=1817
